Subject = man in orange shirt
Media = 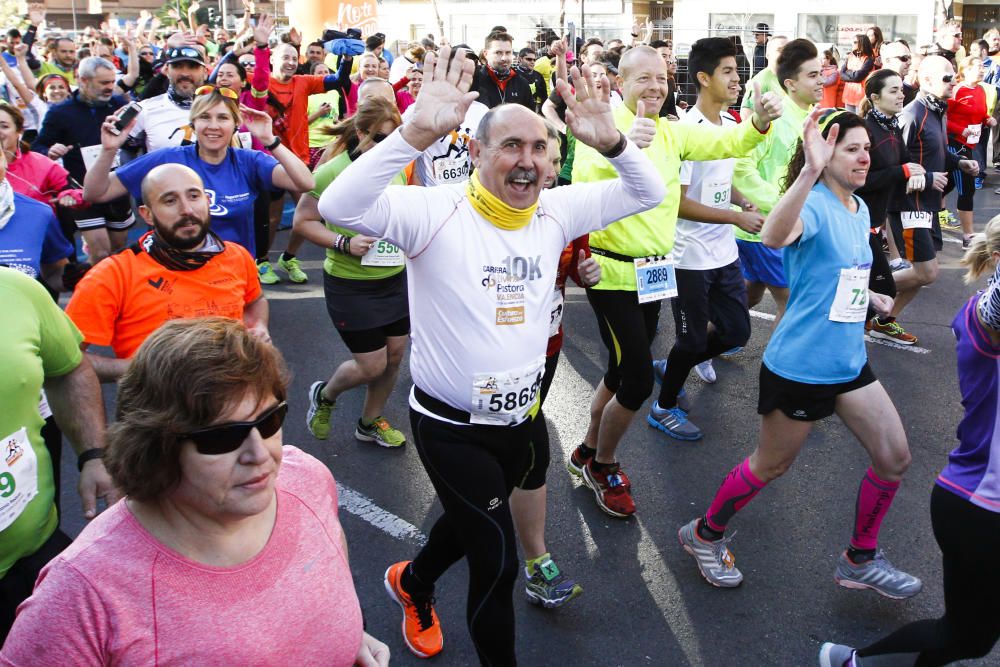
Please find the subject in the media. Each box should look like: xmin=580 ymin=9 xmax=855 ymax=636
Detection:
xmin=66 ymin=164 xmax=269 ymax=382
xmin=266 ymin=42 xmax=353 ymax=284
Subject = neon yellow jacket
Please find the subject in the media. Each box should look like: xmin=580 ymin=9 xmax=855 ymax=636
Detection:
xmin=573 ymin=103 xmax=770 ymax=290
xmin=732 ymin=96 xmax=811 ymax=241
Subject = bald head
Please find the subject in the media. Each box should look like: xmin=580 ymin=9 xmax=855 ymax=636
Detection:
xmin=619 ymin=45 xmax=665 ymax=81
xmin=141 ymin=164 xmax=203 ymax=204
xmin=477 ymin=104 xmax=545 ymax=147
xmin=918 ymin=55 xmax=956 ymax=99
xmin=358 ymin=77 xmax=396 ymax=104
xmin=139 ymin=164 xmax=211 ymax=250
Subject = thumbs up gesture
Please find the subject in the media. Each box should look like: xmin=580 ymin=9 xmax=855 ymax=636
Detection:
xmin=628 ymin=100 xmax=657 ymax=149
xmin=751 ymin=79 xmax=783 ymax=132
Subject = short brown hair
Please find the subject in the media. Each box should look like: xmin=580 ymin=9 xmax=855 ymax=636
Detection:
xmin=105 ymin=318 xmax=289 ymax=502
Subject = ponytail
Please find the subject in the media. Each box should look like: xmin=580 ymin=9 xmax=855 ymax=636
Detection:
xmin=960 ymin=215 xmax=1000 ymax=283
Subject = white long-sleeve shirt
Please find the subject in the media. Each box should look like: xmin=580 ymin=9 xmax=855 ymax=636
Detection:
xmin=318 ymin=129 xmax=665 ymax=424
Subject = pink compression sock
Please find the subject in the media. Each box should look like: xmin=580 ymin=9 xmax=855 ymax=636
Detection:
xmin=851 ymin=467 xmax=900 ymax=551
xmin=705 ymin=458 xmax=767 ymax=532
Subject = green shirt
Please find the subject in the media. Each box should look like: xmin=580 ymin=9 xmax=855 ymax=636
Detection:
xmin=310 ymin=151 xmax=407 ymax=280
xmin=732 ymin=96 xmax=812 ymax=241
xmin=0 ymin=268 xmax=83 ymax=578
xmin=36 ymin=61 xmax=76 ymax=87
xmin=740 ymin=68 xmax=780 ymax=112
xmin=572 ymin=104 xmax=770 ymax=290
xmin=307 ymin=90 xmax=341 ymax=148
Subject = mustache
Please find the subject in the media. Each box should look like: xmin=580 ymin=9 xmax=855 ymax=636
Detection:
xmin=507 ymin=168 xmax=538 ymax=184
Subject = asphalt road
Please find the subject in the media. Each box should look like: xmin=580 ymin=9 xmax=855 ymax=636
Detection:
xmin=58 ymin=183 xmax=1000 ymax=666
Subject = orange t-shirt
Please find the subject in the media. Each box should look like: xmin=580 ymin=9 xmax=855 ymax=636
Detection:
xmin=66 ymin=237 xmax=262 ymax=359
xmin=268 ymin=74 xmax=328 ymax=163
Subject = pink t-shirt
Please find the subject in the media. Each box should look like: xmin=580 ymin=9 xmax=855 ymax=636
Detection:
xmin=1 ymin=446 xmax=363 ymax=667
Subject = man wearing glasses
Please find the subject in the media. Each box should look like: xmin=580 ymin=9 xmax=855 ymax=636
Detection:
xmin=934 ymin=19 xmax=964 ymax=66
xmin=128 ymin=46 xmax=208 ymax=155
xmin=517 ymin=47 xmax=548 ymax=113
xmin=65 ymin=163 xmax=269 ymax=383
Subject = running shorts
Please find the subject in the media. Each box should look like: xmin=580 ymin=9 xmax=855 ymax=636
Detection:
xmin=888 ymin=211 xmax=942 ymax=264
xmin=757 ymin=362 xmax=877 ymax=422
xmin=736 ymin=239 xmax=788 ymax=288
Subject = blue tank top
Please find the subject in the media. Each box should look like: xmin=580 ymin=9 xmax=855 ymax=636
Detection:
xmin=937 ymin=294 xmax=1000 ymax=512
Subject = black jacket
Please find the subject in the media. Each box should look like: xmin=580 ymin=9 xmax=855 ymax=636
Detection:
xmin=858 ymin=116 xmax=908 ymax=225
xmin=32 ymin=90 xmax=129 ymax=183
xmin=472 ymin=66 xmax=535 ymax=110
xmin=898 ymin=94 xmax=961 ymax=212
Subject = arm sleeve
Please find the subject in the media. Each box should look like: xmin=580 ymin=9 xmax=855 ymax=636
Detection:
xmin=678 ymin=160 xmax=694 ymax=187
xmin=22 ymin=272 xmax=83 ymax=376
xmin=676 ymin=117 xmax=768 ymax=162
xmin=31 ymin=107 xmax=61 ymax=155
xmin=112 ymin=152 xmax=156 ymax=200
xmin=839 ymin=57 xmax=874 ymax=83
xmin=236 ymin=245 xmax=262 ymax=304
xmin=732 ymin=137 xmax=781 ymax=212
xmin=64 ymin=258 xmax=125 ymax=348
xmin=326 ymin=58 xmax=353 ymax=93
xmin=976 ymin=262 xmax=1000 ymax=331
xmin=250 ymin=149 xmax=278 ymax=191
xmin=795 ymin=192 xmax=823 ymax=246
xmin=250 ymin=47 xmax=271 ymax=101
xmin=39 ymin=210 xmax=74 ymax=264
xmin=0 ymin=560 xmax=108 ymax=665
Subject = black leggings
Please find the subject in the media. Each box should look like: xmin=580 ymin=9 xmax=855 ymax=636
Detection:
xmin=410 ymin=410 xmax=532 ymax=666
xmin=867 ymin=229 xmax=897 ymax=319
xmin=857 ymin=485 xmax=1000 ymax=665
xmin=587 ymin=288 xmax=661 ymax=411
xmin=945 ymin=140 xmax=975 ymax=212
xmin=0 ymin=528 xmax=72 ymax=643
xmin=659 ymin=262 xmax=750 ymax=408
xmin=518 ymin=353 xmax=560 ymax=491
xmin=253 ymin=189 xmax=272 ymax=262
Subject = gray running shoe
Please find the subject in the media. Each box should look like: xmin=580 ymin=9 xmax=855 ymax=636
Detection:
xmin=834 ymin=550 xmax=922 ymax=599
xmin=524 ymin=556 xmax=583 ymax=609
xmin=818 ymin=642 xmax=857 ymax=667
xmin=648 ymin=402 xmax=703 ymax=441
xmin=651 ymin=359 xmax=692 ymax=411
xmin=678 ymin=518 xmax=742 ymax=587
xmin=694 ymin=360 xmax=717 ymax=384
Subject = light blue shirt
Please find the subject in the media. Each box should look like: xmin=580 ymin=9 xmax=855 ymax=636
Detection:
xmin=763 ymin=183 xmax=872 ymax=384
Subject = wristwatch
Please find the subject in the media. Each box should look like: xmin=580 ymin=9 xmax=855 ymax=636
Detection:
xmin=265 ymin=136 xmax=281 ymax=151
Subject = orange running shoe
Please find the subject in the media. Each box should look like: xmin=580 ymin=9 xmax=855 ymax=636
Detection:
xmin=384 ymin=561 xmax=443 ymax=658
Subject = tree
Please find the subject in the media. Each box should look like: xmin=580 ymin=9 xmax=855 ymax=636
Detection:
xmin=0 ymin=0 xmax=26 ymax=31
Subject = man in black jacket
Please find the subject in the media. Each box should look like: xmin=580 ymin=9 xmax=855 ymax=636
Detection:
xmin=516 ymin=47 xmax=548 ymax=112
xmin=472 ymin=32 xmax=534 ymax=110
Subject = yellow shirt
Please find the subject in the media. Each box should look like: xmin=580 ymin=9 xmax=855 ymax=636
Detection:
xmin=572 ymin=105 xmax=770 ymax=290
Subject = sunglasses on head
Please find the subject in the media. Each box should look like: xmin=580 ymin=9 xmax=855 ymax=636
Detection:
xmin=181 ymin=401 xmax=288 ymax=455
xmin=195 ymin=84 xmax=240 ymax=100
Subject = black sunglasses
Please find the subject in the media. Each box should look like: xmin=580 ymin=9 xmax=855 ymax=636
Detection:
xmin=140 ymin=51 xmax=154 ymax=57
xmin=239 ymin=60 xmax=255 ymax=67
xmin=181 ymin=401 xmax=287 ymax=455
xmin=895 ymin=55 xmax=911 ymax=62
xmin=942 ymin=74 xmax=954 ymax=83
xmin=371 ymin=132 xmax=389 ymax=143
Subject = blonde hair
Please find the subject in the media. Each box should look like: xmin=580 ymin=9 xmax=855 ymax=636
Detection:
xmin=190 ymin=90 xmax=242 ymax=126
xmin=961 ymin=215 xmax=1000 ymax=283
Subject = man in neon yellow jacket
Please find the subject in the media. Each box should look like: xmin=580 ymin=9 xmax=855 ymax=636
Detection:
xmin=733 ymin=39 xmax=825 ymax=322
xmin=569 ymin=45 xmax=783 ymax=519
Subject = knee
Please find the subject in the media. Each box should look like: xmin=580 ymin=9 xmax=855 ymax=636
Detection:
xmin=355 ymin=354 xmax=388 ymax=382
xmin=749 ymin=450 xmax=794 ymax=482
xmin=617 ymin=367 xmax=654 ymax=411
xmin=875 ymin=442 xmax=912 ymax=480
xmin=386 ymin=343 xmax=406 ymax=369
xmin=721 ymin=318 xmax=752 ymax=349
xmin=916 ymin=263 xmax=939 ymax=286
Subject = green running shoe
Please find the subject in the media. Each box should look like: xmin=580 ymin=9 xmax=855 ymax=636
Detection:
xmin=257 ymin=260 xmax=280 ymax=285
xmin=356 ymin=416 xmax=406 ymax=448
xmin=278 ymin=255 xmax=308 ymax=283
xmin=525 ymin=555 xmax=583 ymax=608
xmin=306 ymin=381 xmax=335 ymax=440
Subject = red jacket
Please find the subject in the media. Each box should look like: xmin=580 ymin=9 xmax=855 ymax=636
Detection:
xmin=546 ymin=235 xmax=590 ymax=357
xmin=947 ymin=84 xmax=990 ymax=149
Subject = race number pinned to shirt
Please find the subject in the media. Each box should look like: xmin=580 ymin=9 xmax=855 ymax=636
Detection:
xmin=0 ymin=428 xmax=39 ymax=532
xmin=900 ymin=211 xmax=932 ymax=230
xmin=470 ymin=356 xmax=545 ymax=426
xmin=432 ymin=156 xmax=471 ymax=183
xmin=360 ymin=239 xmax=405 ymax=267
xmin=548 ymin=288 xmax=564 ymax=338
xmin=80 ymin=145 xmax=121 ymax=172
xmin=967 ymin=124 xmax=983 ymax=145
xmin=634 ymin=256 xmax=677 ymax=304
xmin=700 ymin=178 xmax=732 ymax=209
xmin=829 ymin=267 xmax=871 ymax=323
xmin=237 ymin=131 xmax=253 ymax=150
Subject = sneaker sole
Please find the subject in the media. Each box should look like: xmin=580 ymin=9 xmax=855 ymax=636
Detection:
xmin=526 ymin=584 xmax=583 ymax=609
xmin=306 ymin=381 xmax=331 ymax=440
xmin=582 ymin=468 xmax=633 ymax=519
xmin=383 ymin=568 xmax=442 ymax=659
xmin=694 ymin=367 xmax=717 ymax=384
xmin=677 ymin=529 xmax=742 ymax=589
xmin=833 ymin=574 xmax=920 ymax=600
xmin=867 ymin=330 xmax=917 ymax=346
xmin=566 ymin=459 xmax=585 ymax=478
xmin=646 ymin=415 xmax=703 ymax=441
xmin=817 ymin=643 xmax=844 ymax=667
xmin=355 ymin=428 xmax=406 ymax=448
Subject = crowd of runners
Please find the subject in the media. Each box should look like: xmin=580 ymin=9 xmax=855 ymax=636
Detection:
xmin=0 ymin=5 xmax=998 ymax=666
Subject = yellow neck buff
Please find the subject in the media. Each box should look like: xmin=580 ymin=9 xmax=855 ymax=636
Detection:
xmin=466 ymin=170 xmax=538 ymax=231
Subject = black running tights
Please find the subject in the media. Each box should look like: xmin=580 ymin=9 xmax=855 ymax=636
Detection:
xmin=856 ymin=485 xmax=1000 ymax=665
xmin=409 ymin=410 xmax=532 ymax=667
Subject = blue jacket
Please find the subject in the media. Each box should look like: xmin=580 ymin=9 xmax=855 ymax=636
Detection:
xmin=31 ymin=90 xmax=129 ymax=183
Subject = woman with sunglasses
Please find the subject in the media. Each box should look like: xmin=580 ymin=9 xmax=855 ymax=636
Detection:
xmin=82 ymin=87 xmax=314 ymax=261
xmin=946 ymin=56 xmax=996 ymax=247
xmin=679 ymin=109 xmax=921 ymax=602
xmin=857 ymin=70 xmax=926 ymax=341
xmin=0 ymin=317 xmax=390 ymax=666
xmin=294 ymin=98 xmax=410 ymax=449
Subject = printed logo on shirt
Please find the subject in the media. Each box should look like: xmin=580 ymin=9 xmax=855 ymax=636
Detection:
xmin=482 ymin=255 xmax=542 ymax=326
xmin=487 ymin=497 xmax=501 ymax=511
xmin=206 ymin=189 xmax=228 ymax=216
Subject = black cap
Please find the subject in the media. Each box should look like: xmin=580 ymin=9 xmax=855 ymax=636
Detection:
xmin=753 ymin=22 xmax=770 ymax=36
xmin=365 ymin=34 xmax=385 ymax=50
xmin=164 ymin=46 xmax=206 ymax=67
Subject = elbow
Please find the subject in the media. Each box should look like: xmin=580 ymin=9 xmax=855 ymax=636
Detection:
xmin=760 ymin=231 xmax=784 ymax=249
xmin=296 ymin=173 xmax=316 ymax=192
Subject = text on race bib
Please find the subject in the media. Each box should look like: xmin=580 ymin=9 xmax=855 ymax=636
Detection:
xmin=470 ymin=356 xmax=545 ymax=426
xmin=634 ymin=256 xmax=677 ymax=304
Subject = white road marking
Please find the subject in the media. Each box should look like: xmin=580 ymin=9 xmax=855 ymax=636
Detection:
xmin=749 ymin=309 xmax=931 ymax=354
xmin=337 ymin=482 xmax=428 ymax=546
